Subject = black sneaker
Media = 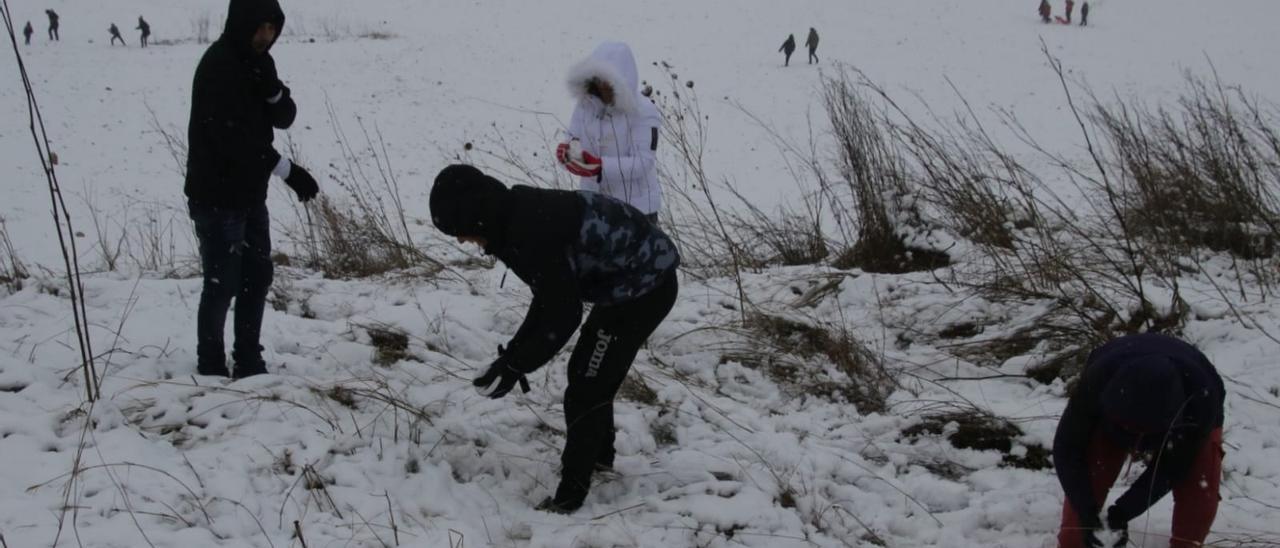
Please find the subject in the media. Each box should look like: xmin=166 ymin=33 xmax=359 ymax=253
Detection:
xmin=535 ymin=496 xmax=582 ymax=515
xmin=232 ymin=359 xmax=268 ymax=379
xmin=197 ymin=361 xmax=230 ymax=377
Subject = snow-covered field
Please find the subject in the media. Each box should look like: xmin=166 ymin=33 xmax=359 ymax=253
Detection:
xmin=3 ymin=0 xmax=1280 ymax=546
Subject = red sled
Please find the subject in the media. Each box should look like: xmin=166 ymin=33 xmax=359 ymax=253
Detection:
xmin=1054 ymin=16 xmax=1071 ymax=24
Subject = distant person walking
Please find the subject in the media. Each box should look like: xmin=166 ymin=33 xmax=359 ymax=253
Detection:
xmin=1038 ymin=0 xmax=1052 ymax=23
xmin=109 ymin=23 xmax=126 ymax=46
xmin=23 ymin=21 xmax=33 ymax=45
xmin=1080 ymin=1 xmax=1090 ymax=26
xmin=45 ymin=9 xmax=59 ymax=41
xmin=805 ymin=27 xmax=819 ymax=64
xmin=1065 ymin=0 xmax=1076 ymax=23
xmin=137 ymin=16 xmax=151 ymax=47
xmin=779 ymin=33 xmax=796 ymax=66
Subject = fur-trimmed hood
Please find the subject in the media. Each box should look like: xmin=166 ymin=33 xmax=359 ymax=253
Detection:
xmin=566 ymin=41 xmax=642 ymax=114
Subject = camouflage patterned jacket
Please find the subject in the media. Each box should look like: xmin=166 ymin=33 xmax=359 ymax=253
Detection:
xmin=487 ymin=186 xmax=679 ymax=373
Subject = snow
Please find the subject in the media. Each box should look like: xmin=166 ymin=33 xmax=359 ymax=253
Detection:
xmin=3 ymin=0 xmax=1280 ymax=546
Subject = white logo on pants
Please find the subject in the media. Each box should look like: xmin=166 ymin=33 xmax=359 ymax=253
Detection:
xmin=585 ymin=329 xmax=613 ymax=378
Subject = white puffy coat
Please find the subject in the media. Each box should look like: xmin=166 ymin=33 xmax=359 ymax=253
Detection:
xmin=565 ymin=42 xmax=662 ymax=215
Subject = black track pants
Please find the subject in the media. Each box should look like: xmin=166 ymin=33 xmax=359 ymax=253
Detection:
xmin=554 ymin=271 xmax=678 ymax=506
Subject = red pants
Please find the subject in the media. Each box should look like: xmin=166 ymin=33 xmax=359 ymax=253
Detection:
xmin=1058 ymin=427 xmax=1223 ymax=548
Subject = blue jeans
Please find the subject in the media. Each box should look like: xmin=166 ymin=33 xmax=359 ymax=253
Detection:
xmin=189 ymin=200 xmax=273 ymax=376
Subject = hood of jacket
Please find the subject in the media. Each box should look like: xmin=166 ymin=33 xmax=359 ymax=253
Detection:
xmin=567 ymin=41 xmax=643 ymax=115
xmin=1100 ymin=354 xmax=1188 ymax=435
xmin=430 ymin=164 xmax=511 ymax=246
xmin=221 ymin=0 xmax=285 ymax=55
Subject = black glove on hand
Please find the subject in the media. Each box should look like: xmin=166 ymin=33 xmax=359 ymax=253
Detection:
xmin=473 ymin=347 xmax=531 ymax=399
xmin=1104 ymin=507 xmax=1130 ymax=547
xmin=284 ymin=164 xmax=319 ymax=202
xmin=1081 ymin=529 xmax=1105 ymax=548
xmin=248 ymin=54 xmax=284 ymax=100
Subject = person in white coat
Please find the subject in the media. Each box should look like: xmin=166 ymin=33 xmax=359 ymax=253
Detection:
xmin=556 ymin=41 xmax=663 ymax=224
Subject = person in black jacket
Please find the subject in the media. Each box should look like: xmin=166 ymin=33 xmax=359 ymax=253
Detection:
xmin=430 ymin=164 xmax=680 ymax=514
xmin=1053 ymin=333 xmax=1225 ymax=548
xmin=184 ymin=0 xmax=320 ymax=379
xmin=109 ymin=23 xmax=126 ymax=46
xmin=1080 ymin=2 xmax=1090 ymax=26
xmin=779 ymin=34 xmax=796 ymax=66
xmin=805 ymin=27 xmax=819 ymax=64
xmin=45 ymin=9 xmax=58 ymax=41
xmin=137 ymin=16 xmax=151 ymax=48
xmin=23 ymin=21 xmax=33 ymax=45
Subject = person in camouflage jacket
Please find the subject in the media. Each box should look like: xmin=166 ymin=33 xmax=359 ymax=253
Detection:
xmin=430 ymin=164 xmax=680 ymax=514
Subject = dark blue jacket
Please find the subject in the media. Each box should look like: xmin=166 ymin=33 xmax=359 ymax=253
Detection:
xmin=429 ymin=165 xmax=679 ymax=375
xmin=1053 ymin=333 xmax=1225 ymax=526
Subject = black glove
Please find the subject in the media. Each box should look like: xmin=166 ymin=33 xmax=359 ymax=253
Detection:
xmin=284 ymin=164 xmax=319 ymax=202
xmin=248 ymin=54 xmax=285 ymax=100
xmin=1081 ymin=529 xmax=1105 ymax=548
xmin=472 ymin=346 xmax=531 ymax=399
xmin=1104 ymin=507 xmax=1129 ymax=547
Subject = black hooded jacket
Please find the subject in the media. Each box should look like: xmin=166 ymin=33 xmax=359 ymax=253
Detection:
xmin=431 ymin=165 xmax=680 ymax=375
xmin=779 ymin=35 xmax=796 ymax=54
xmin=1053 ymin=333 xmax=1225 ymax=527
xmin=184 ymin=0 xmax=296 ymax=209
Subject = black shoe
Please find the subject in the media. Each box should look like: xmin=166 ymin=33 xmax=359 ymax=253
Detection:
xmin=536 ymin=496 xmax=582 ymax=515
xmin=232 ymin=359 xmax=268 ymax=379
xmin=232 ymin=345 xmax=269 ymax=379
xmin=197 ymin=362 xmax=230 ymax=377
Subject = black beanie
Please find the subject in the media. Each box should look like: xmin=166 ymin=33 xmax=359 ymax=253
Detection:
xmin=430 ymin=164 xmax=509 ymax=238
xmin=1100 ymin=354 xmax=1187 ymax=434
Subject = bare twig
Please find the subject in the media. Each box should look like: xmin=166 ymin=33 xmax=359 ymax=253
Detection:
xmin=384 ymin=490 xmax=400 ymax=546
xmin=0 ymin=0 xmax=98 ymax=402
xmin=213 ymin=496 xmax=275 ymax=548
xmin=294 ymin=520 xmax=309 ymax=548
xmin=29 ymin=461 xmax=214 ymax=526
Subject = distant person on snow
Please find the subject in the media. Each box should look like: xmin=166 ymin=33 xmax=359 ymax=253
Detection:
xmin=45 ymin=9 xmax=58 ymax=41
xmin=185 ymin=0 xmax=320 ymax=379
xmin=23 ymin=21 xmax=33 ymax=45
xmin=557 ymin=41 xmax=664 ymax=224
xmin=430 ymin=164 xmax=680 ymax=515
xmin=1065 ymin=0 xmax=1076 ymax=23
xmin=109 ymin=23 xmax=126 ymax=46
xmin=1038 ymin=0 xmax=1052 ymax=23
xmin=1053 ymin=333 xmax=1225 ymax=548
xmin=805 ymin=27 xmax=820 ymax=64
xmin=779 ymin=33 xmax=796 ymax=66
xmin=138 ymin=16 xmax=151 ymax=48
xmin=1080 ymin=2 xmax=1090 ymax=26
